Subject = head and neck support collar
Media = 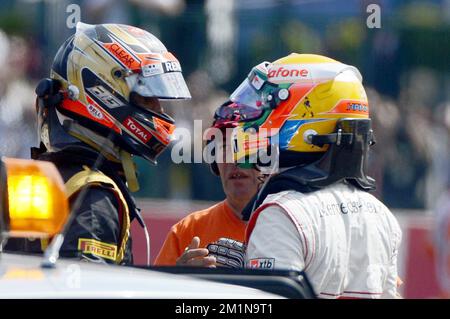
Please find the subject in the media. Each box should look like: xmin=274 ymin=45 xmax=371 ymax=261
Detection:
xmin=241 ymin=118 xmax=376 ymax=221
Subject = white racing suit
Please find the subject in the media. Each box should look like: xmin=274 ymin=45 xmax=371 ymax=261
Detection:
xmin=245 ymin=182 xmax=402 ymax=299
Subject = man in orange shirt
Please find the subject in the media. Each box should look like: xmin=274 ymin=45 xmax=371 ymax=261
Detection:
xmin=154 ymin=104 xmax=264 ymax=267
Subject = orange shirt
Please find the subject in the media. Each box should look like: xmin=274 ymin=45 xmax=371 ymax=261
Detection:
xmin=154 ymin=200 xmax=246 ymax=266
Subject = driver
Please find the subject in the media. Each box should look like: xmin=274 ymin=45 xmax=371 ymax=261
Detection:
xmin=5 ymin=22 xmax=191 ymax=265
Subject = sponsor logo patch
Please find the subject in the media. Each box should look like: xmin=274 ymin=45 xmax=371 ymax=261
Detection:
xmin=248 ymin=258 xmax=275 ymax=269
xmin=268 ymin=65 xmax=309 ymax=81
xmin=123 ymin=117 xmax=151 ymax=143
xmin=327 ymin=100 xmax=369 ymax=115
xmin=109 ymin=43 xmax=136 ymax=69
xmin=251 ymin=74 xmax=264 ymax=90
xmin=78 ymin=238 xmax=117 ymax=261
xmin=346 ymin=102 xmax=368 ymax=113
xmin=86 ymin=103 xmax=104 ymax=120
xmin=163 ymin=61 xmax=181 ymax=72
xmin=142 ymin=63 xmax=164 ymax=77
xmin=86 ymin=85 xmax=123 ymax=109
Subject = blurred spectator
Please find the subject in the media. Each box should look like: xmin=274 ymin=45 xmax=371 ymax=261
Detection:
xmin=0 ymin=30 xmax=36 ymax=159
xmin=366 ymin=87 xmax=401 ymax=200
xmin=367 ymin=67 xmax=448 ymax=210
xmin=130 ymin=0 xmax=185 ymax=16
xmin=83 ymin=0 xmax=185 ymax=24
xmin=169 ymin=70 xmax=229 ymax=129
xmin=433 ymin=184 xmax=450 ymax=298
xmin=83 ymin=0 xmax=131 ymax=24
xmin=0 ymin=0 xmax=447 ymax=212
xmin=430 ymin=99 xmax=450 ymax=298
xmin=425 ymin=102 xmax=450 ymax=210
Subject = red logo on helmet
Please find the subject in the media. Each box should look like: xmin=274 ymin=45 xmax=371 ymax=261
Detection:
xmin=124 ymin=117 xmax=151 ymax=143
xmin=268 ymin=66 xmax=309 ymax=79
xmin=327 ymin=100 xmax=369 ymax=116
xmin=105 ymin=43 xmax=140 ymax=69
xmin=86 ymin=104 xmax=104 ymax=120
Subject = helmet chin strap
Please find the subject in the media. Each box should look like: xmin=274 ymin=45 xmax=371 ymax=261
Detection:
xmin=120 ymin=150 xmax=140 ymax=193
xmin=63 ymin=119 xmax=140 ymax=192
xmin=62 ymin=119 xmax=121 ymax=162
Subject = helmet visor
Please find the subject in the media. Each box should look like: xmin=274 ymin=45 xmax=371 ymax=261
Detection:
xmin=128 ymin=72 xmax=191 ymax=100
xmin=227 ymin=78 xmax=274 ymax=121
xmin=215 ymin=100 xmax=264 ymax=122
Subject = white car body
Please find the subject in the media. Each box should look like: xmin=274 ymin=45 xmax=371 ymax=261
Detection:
xmin=0 ymin=253 xmax=282 ymax=299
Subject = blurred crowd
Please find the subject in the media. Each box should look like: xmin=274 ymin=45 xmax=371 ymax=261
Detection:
xmin=0 ymin=0 xmax=449 ymax=212
xmin=0 ymin=30 xmax=37 ymax=159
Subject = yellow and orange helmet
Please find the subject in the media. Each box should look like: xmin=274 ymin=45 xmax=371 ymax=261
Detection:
xmin=219 ymin=53 xmax=370 ymax=168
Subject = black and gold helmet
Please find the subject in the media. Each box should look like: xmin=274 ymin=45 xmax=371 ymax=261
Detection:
xmin=37 ymin=23 xmax=191 ymax=162
xmin=37 ymin=22 xmax=190 ymax=167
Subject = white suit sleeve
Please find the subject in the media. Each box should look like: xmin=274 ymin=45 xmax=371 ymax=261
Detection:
xmin=245 ymin=205 xmax=305 ymax=272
